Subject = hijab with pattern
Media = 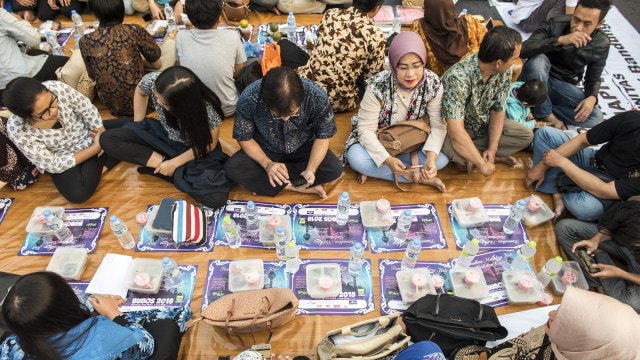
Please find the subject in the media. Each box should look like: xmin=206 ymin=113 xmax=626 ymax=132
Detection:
xmin=388 ymin=31 xmax=427 ymax=92
xmin=420 ymin=0 xmax=469 ymax=66
xmin=549 ymin=286 xmax=640 ymax=360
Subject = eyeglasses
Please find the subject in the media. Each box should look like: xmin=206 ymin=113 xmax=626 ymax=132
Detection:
xmin=31 ymin=92 xmax=58 ymax=121
xmin=396 ymin=63 xmax=424 ymax=74
xmin=269 ymin=107 xmax=300 ymax=121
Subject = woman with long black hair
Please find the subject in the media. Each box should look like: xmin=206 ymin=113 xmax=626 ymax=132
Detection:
xmin=100 ymin=66 xmax=233 ymax=208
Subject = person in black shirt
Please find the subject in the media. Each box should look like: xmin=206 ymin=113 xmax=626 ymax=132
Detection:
xmin=525 ymin=110 xmax=640 ymax=221
xmin=518 ymin=0 xmax=612 ymax=130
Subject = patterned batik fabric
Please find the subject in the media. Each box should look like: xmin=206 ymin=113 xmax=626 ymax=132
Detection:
xmin=297 ymin=7 xmax=385 ymax=112
xmin=451 ymin=326 xmax=555 ymax=360
xmin=341 ymin=69 xmax=441 ymax=166
xmin=0 ymin=115 xmax=36 ymax=186
xmin=79 ymin=24 xmax=161 ymax=117
xmin=410 ymin=14 xmax=487 ymax=78
xmin=441 ymin=53 xmax=511 ymax=139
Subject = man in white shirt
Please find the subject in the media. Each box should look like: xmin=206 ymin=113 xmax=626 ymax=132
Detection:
xmin=512 ymin=0 xmax=577 ymax=33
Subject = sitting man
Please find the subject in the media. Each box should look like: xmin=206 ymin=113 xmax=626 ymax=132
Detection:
xmin=525 ymin=110 xmax=640 ymax=222
xmin=224 ymin=67 xmax=343 ymax=198
xmin=518 ymin=0 xmax=612 ymax=130
xmin=556 ymin=199 xmax=640 ymax=313
xmin=440 ymin=26 xmax=533 ymax=177
xmin=512 ymin=0 xmax=576 ymax=33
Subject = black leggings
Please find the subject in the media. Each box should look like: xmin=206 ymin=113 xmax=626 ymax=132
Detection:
xmin=50 ymin=118 xmax=129 ymax=203
xmin=11 ymin=0 xmax=36 ymax=12
xmin=100 ymin=126 xmax=228 ymax=209
xmin=29 ymin=49 xmax=69 ymax=83
xmin=37 ymin=0 xmax=85 ymax=21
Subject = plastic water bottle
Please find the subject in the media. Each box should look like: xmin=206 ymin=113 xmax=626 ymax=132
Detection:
xmin=401 ymin=238 xmax=422 ymax=270
xmin=43 ymin=210 xmax=74 ymax=244
xmin=162 ymin=257 xmax=184 ymax=289
xmin=348 ymin=242 xmax=365 ymax=277
xmin=511 ymin=241 xmax=537 ymax=270
xmin=394 ymin=210 xmax=413 ymax=245
xmin=458 ymin=8 xmax=467 ymax=18
xmin=456 ymin=238 xmax=479 ymax=269
xmin=537 ymin=256 xmax=563 ymax=287
xmin=392 ymin=13 xmax=402 ymax=34
xmin=109 ymin=215 xmax=135 ymax=249
xmin=164 ymin=3 xmax=177 ymax=31
xmin=73 ymin=34 xmax=81 ymax=50
xmin=221 ymin=215 xmax=241 ymax=249
xmin=287 ymin=12 xmax=296 ymax=42
xmin=503 ymin=200 xmax=526 ymax=235
xmin=45 ymin=32 xmax=63 ymax=56
xmin=285 ymin=241 xmax=300 ymax=274
xmin=71 ymin=10 xmax=86 ymax=36
xmin=275 ymin=226 xmax=287 ymax=260
xmin=245 ymin=201 xmax=259 ymax=235
xmin=336 ymin=192 xmax=350 ymax=225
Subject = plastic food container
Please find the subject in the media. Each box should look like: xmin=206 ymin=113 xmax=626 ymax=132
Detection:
xmin=360 ymin=200 xmax=394 ymax=229
xmin=502 ymin=270 xmax=543 ymax=305
xmin=145 ymin=206 xmax=173 ymax=238
xmin=259 ymin=215 xmax=291 ymax=246
xmin=306 ymin=263 xmax=342 ymax=299
xmin=396 ymin=268 xmax=436 ymax=303
xmin=229 ymin=259 xmax=265 ymax=292
xmin=127 ymin=258 xmax=163 ymax=294
xmin=25 ymin=206 xmax=66 ymax=236
xmin=520 ymin=195 xmax=554 ymax=228
xmin=46 ymin=247 xmax=89 ymax=280
xmin=549 ymin=261 xmax=589 ymax=296
xmin=450 ymin=267 xmax=490 ymax=300
xmin=451 ymin=198 xmax=489 ymax=228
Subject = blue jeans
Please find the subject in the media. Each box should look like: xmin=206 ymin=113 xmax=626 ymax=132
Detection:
xmin=347 ymin=143 xmax=449 ymax=182
xmin=532 ymin=126 xmax=603 ymax=221
xmin=519 ymin=54 xmax=603 ymax=128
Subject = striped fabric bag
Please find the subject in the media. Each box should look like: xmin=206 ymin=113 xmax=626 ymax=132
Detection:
xmin=171 ymin=200 xmax=207 ymax=246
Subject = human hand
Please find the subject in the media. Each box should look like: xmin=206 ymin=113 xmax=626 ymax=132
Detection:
xmin=541 ymin=149 xmax=568 ymax=168
xmin=526 ymin=112 xmax=535 ymax=121
xmin=525 ymin=163 xmax=546 ymax=189
xmin=47 ymin=0 xmax=60 ymax=10
xmin=154 ymin=158 xmax=178 ymax=177
xmin=591 ymin=264 xmax=627 ymax=280
xmin=383 ymin=157 xmax=407 ymax=176
xmin=150 ymin=4 xmax=164 ymax=20
xmin=558 ymin=31 xmax=591 ymax=48
xmin=88 ymin=294 xmax=125 ymax=320
xmin=574 ymin=96 xmax=596 ymax=122
xmin=174 ymin=4 xmax=183 ymax=23
xmin=16 ymin=0 xmax=35 ymax=7
xmin=571 ymin=238 xmax=600 ymax=254
xmin=482 ymin=149 xmax=496 ymax=164
xmin=299 ymin=169 xmax=315 ymax=188
xmin=420 ymin=159 xmax=437 ymax=182
xmin=90 ymin=131 xmax=104 ymax=157
xmin=60 ymin=0 xmax=71 ymax=7
xmin=479 ymin=160 xmax=495 ymax=177
xmin=266 ymin=161 xmax=289 ymax=187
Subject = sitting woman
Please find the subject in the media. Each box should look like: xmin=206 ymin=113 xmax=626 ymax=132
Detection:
xmin=1 ymin=271 xmax=193 ymax=359
xmin=100 ymin=66 xmax=234 ymax=209
xmin=410 ymin=0 xmax=487 ymax=77
xmin=342 ymin=32 xmax=448 ymax=192
xmin=0 ymin=113 xmax=39 ymax=190
xmin=451 ymin=286 xmax=640 ymax=359
xmin=3 ymin=77 xmax=126 ymax=203
xmin=80 ymin=0 xmax=162 ymax=117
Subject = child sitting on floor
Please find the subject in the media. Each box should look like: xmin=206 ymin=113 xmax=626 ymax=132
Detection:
xmin=506 ymin=79 xmax=547 ymax=130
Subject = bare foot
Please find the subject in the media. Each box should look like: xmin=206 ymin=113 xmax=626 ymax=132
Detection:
xmin=269 ymin=5 xmax=281 ymax=14
xmin=286 ymin=184 xmax=327 ymax=199
xmin=357 ymin=173 xmax=367 ymax=185
xmin=495 ymin=155 xmax=518 ymax=167
xmin=185 ymin=320 xmax=194 ymax=328
xmin=101 ymin=166 xmax=108 ymax=175
xmin=422 ymin=177 xmax=446 ymax=192
xmin=547 ymin=114 xmax=567 ymax=130
xmin=22 ymin=10 xmax=36 ymax=22
xmin=552 ymin=193 xmax=567 ymax=223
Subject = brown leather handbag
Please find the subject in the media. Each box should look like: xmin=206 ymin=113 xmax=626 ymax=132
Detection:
xmin=222 ymin=0 xmax=251 ymax=23
xmin=196 ymin=288 xmax=298 ymax=348
xmin=376 ymin=117 xmax=430 ymax=191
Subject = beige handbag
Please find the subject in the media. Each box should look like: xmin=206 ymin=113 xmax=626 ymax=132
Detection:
xmin=317 ymin=313 xmax=410 ymax=360
xmin=56 ymin=50 xmax=96 ymax=101
xmin=196 ymin=288 xmax=298 ymax=348
xmin=222 ymin=0 xmax=251 ymax=23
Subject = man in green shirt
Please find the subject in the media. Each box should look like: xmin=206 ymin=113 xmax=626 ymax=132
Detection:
xmin=441 ymin=26 xmax=534 ymax=176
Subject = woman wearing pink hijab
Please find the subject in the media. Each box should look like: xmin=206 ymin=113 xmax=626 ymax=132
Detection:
xmin=452 ymin=286 xmax=640 ymax=359
xmin=341 ymin=31 xmax=448 ymax=192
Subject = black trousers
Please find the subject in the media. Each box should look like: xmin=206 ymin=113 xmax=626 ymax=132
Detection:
xmin=37 ymin=0 xmax=85 ymax=21
xmin=29 ymin=49 xmax=69 ymax=82
xmin=50 ymin=118 xmax=129 ymax=204
xmin=517 ymin=0 xmax=565 ymax=33
xmin=224 ymin=141 xmax=343 ymax=197
xmin=99 ymin=125 xmax=229 ymax=209
xmin=11 ymin=0 xmax=36 ymax=12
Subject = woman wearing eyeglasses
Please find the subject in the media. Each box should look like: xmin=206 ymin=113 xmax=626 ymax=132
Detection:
xmin=99 ymin=66 xmax=234 ymax=209
xmin=3 ymin=77 xmax=127 ymax=203
xmin=342 ymin=31 xmax=449 ymax=192
xmin=1 ymin=271 xmax=193 ymax=360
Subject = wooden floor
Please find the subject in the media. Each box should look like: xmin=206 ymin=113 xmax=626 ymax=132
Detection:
xmin=0 ymin=12 xmax=561 ymax=359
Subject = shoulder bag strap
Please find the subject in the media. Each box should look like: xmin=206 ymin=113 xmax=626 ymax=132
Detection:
xmin=394 ymin=151 xmax=420 ymax=191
